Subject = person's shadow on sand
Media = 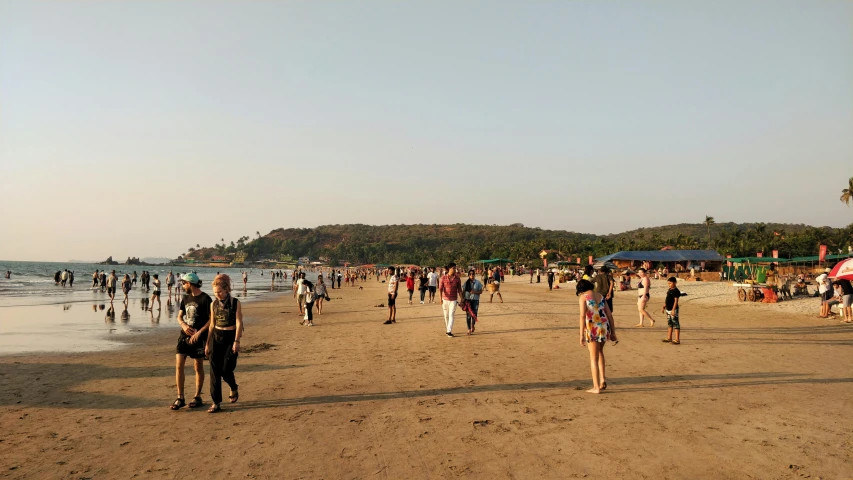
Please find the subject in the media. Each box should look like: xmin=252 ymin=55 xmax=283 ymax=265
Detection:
xmin=0 ymin=362 xmax=303 ymax=410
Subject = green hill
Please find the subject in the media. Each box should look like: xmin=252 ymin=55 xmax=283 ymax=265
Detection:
xmin=181 ymin=222 xmax=853 ymax=266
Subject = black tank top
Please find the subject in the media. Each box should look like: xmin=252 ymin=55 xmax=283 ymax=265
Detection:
xmin=213 ymin=296 xmax=238 ymax=328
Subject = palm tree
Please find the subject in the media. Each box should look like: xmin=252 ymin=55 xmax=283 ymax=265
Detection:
xmin=841 ymin=177 xmax=853 ymax=206
xmin=256 ymin=231 xmax=261 ymax=239
xmin=704 ymin=216 xmax=715 ymax=248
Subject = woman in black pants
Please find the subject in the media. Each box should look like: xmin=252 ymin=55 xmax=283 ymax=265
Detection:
xmin=418 ymin=270 xmax=429 ymax=305
xmin=205 ymin=274 xmax=243 ymax=413
xmin=300 ymin=279 xmax=315 ymax=326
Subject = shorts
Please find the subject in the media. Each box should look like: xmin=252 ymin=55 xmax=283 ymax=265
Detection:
xmin=297 ymin=294 xmax=305 ymax=306
xmin=176 ymin=331 xmax=208 ymax=359
xmin=844 ymin=294 xmax=853 ymax=308
xmin=428 ymin=286 xmax=436 ymax=294
xmin=107 ymin=287 xmax=115 ymax=295
xmin=387 ymin=293 xmax=396 ymax=306
xmin=666 ymin=309 xmax=680 ymax=329
xmin=167 ymin=282 xmax=174 ymax=287
xmin=821 ymin=291 xmax=832 ymax=301
xmin=153 ymin=290 xmax=161 ymax=297
xmin=122 ymin=287 xmax=130 ymax=294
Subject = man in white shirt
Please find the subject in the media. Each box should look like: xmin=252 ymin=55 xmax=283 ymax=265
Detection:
xmin=383 ymin=270 xmax=399 ymax=325
xmin=296 ymin=273 xmax=307 ymax=316
xmin=817 ymin=269 xmax=833 ymax=318
xmin=427 ymin=267 xmax=439 ymax=304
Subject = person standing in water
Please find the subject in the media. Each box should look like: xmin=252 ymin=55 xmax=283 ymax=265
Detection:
xmin=166 ymin=271 xmax=175 ymax=298
xmin=92 ymin=270 xmax=99 ymax=288
xmin=635 ymin=268 xmax=655 ymax=327
xmin=148 ymin=274 xmax=162 ymax=311
xmin=121 ymin=274 xmax=132 ymax=303
xmin=242 ymin=271 xmax=248 ymax=289
xmin=204 ymin=274 xmax=242 ymax=413
xmin=106 ymin=270 xmax=118 ymax=302
xmin=171 ymin=273 xmax=212 ymax=410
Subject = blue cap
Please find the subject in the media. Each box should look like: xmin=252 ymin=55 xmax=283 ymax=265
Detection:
xmin=182 ymin=273 xmax=201 ymax=285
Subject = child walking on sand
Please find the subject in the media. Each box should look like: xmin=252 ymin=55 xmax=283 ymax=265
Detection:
xmin=662 ymin=277 xmax=682 ymax=344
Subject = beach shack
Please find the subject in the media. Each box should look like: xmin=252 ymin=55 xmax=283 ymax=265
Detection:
xmin=595 ymin=250 xmax=725 ymax=280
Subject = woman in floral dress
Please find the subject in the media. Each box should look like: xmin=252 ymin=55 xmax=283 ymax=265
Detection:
xmin=577 ymin=279 xmax=617 ymax=394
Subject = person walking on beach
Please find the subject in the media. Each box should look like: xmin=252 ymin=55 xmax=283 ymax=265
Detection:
xmin=205 ymin=274 xmax=242 ymax=413
xmin=635 ymin=268 xmax=655 ymax=327
xmin=383 ymin=269 xmax=399 ymax=324
xmin=427 ymin=267 xmax=439 ymax=304
xmin=464 ymin=269 xmax=483 ymax=335
xmin=121 ymin=274 xmax=131 ymax=303
xmin=106 ymin=270 xmax=118 ymax=302
xmin=300 ymin=279 xmax=316 ymax=326
xmin=594 ymin=266 xmax=614 ymax=313
xmin=536 ymin=268 xmax=541 ymax=283
xmin=439 ymin=263 xmax=465 ymax=337
xmin=489 ymin=267 xmax=503 ymax=303
xmin=418 ymin=270 xmax=429 ymax=304
xmin=171 ymin=273 xmax=212 ymax=410
xmin=295 ymin=272 xmax=306 ymax=316
xmin=530 ymin=268 xmax=534 ymax=283
xmin=577 ymin=279 xmax=616 ymax=394
xmin=148 ymin=274 xmax=162 ymax=311
xmin=661 ymin=277 xmax=682 ymax=344
xmin=547 ymin=269 xmax=555 ymax=291
xmin=406 ymin=271 xmax=415 ymax=305
xmin=336 ymin=270 xmax=342 ymax=289
xmin=166 ymin=271 xmax=175 ymax=297
xmin=315 ymin=276 xmax=327 ymax=314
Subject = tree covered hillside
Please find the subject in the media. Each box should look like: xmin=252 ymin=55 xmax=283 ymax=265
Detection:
xmin=180 ymin=222 xmax=853 ymax=266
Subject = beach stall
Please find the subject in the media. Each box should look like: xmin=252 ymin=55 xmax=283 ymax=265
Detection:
xmin=725 ymin=257 xmax=790 ymax=302
xmin=595 ymin=250 xmax=725 ymax=279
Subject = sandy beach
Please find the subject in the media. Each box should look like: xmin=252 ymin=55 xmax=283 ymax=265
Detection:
xmin=1 ymin=275 xmax=851 ymax=479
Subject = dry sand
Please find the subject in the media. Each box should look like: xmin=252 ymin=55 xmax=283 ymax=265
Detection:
xmin=1 ymin=275 xmax=852 ymax=479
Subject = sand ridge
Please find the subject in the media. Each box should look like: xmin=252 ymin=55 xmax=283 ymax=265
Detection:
xmin=1 ymin=275 xmax=851 ymax=479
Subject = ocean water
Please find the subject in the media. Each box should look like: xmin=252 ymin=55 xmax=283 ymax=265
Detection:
xmin=0 ymin=261 xmax=325 ymax=354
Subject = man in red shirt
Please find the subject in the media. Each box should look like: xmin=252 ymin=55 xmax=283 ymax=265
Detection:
xmin=438 ymin=263 xmax=465 ymax=337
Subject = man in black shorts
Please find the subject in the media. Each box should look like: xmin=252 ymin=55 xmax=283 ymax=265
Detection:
xmin=171 ymin=273 xmax=212 ymax=410
xmin=106 ymin=270 xmax=118 ymax=302
xmin=383 ymin=269 xmax=399 ymax=324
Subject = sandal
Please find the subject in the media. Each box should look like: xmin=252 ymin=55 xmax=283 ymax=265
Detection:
xmin=662 ymin=339 xmax=671 ymax=343
xmin=188 ymin=396 xmax=203 ymax=408
xmin=170 ymin=397 xmax=185 ymax=410
xmin=671 ymin=341 xmax=681 ymax=345
xmin=229 ymin=390 xmax=239 ymax=403
xmin=207 ymin=403 xmax=221 ymax=413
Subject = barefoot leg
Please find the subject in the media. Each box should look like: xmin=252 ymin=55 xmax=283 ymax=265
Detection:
xmin=587 ymin=341 xmax=601 ymax=393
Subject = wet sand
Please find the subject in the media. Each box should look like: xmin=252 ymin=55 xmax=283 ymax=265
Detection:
xmin=1 ymin=276 xmax=851 ymax=479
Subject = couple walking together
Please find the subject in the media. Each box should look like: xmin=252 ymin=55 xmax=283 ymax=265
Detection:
xmin=170 ymin=273 xmax=244 ymax=413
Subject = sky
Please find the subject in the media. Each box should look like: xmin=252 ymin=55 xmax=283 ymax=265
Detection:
xmin=1 ymin=1 xmax=851 ymax=262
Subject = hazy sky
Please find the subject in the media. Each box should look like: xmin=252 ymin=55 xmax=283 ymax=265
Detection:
xmin=1 ymin=1 xmax=851 ymax=262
